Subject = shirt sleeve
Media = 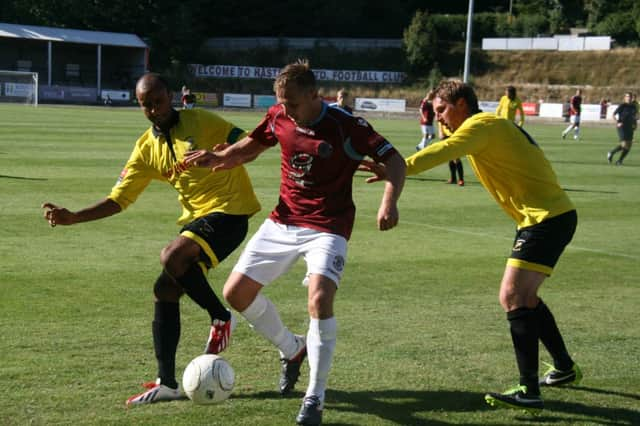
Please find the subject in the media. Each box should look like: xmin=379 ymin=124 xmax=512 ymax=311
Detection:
xmin=348 ymin=116 xmax=397 ymax=162
xmin=405 ymin=118 xmax=489 ymax=176
xmin=107 ymin=144 xmax=156 ymax=210
xmin=249 ymin=109 xmax=279 ymax=147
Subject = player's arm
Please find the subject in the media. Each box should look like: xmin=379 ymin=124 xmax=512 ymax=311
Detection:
xmin=517 ymin=101 xmax=525 ymax=127
xmin=42 ymin=198 xmax=122 ymax=227
xmin=184 ymin=136 xmax=269 ymax=171
xmin=376 ymin=151 xmax=405 ymax=231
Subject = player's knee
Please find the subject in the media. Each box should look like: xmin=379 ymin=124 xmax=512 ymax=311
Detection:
xmin=153 ymin=271 xmax=183 ymax=302
xmin=307 ymin=292 xmax=333 ymax=319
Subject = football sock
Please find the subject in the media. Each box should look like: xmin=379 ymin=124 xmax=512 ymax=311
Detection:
xmin=535 ymin=300 xmax=573 ymax=371
xmin=177 ymin=264 xmax=230 ymax=322
xmin=456 ymin=161 xmax=464 ymax=180
xmin=305 ymin=317 xmax=337 ymax=402
xmin=448 ymin=161 xmax=457 ymax=181
xmin=152 ymin=301 xmax=180 ymax=389
xmin=507 ymin=307 xmax=540 ymax=395
xmin=240 ymin=293 xmax=299 ymax=358
xmin=619 ymin=148 xmax=629 ymax=161
xmin=610 ymin=145 xmax=622 ymax=155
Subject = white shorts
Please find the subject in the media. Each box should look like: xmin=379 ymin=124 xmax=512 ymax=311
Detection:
xmin=570 ymin=115 xmax=580 ymax=125
xmin=233 ymin=219 xmax=348 ymax=287
xmin=421 ymin=124 xmax=435 ymax=136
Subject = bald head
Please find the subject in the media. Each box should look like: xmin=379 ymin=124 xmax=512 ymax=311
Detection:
xmin=136 ymin=73 xmax=170 ymax=96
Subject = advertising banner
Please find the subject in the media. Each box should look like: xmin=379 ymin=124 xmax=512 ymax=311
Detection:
xmin=191 ymin=64 xmax=406 ymax=84
xmin=223 ymin=93 xmax=252 ymax=107
xmin=355 ymin=98 xmax=406 ymax=112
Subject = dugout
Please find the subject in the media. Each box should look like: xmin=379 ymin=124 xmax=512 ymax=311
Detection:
xmin=0 ymin=22 xmax=148 ymax=104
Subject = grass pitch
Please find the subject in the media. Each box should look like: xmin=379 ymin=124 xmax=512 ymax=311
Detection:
xmin=1 ymin=104 xmax=639 ymax=425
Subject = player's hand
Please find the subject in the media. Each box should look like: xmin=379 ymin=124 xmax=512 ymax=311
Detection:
xmin=42 ymin=202 xmax=75 ymax=227
xmin=183 ymin=149 xmax=227 ymax=171
xmin=377 ymin=201 xmax=399 ymax=231
xmin=358 ymin=159 xmax=388 ymax=183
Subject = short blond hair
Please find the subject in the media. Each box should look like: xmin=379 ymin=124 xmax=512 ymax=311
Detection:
xmin=274 ymin=59 xmax=316 ymax=93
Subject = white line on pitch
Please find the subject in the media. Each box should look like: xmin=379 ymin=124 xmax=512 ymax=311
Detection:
xmin=400 ymin=219 xmax=638 ymax=260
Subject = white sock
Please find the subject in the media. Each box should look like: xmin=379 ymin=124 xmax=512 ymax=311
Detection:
xmin=563 ymin=125 xmax=572 ymax=135
xmin=240 ymin=293 xmax=298 ymax=357
xmin=574 ymin=128 xmax=580 ymax=138
xmin=305 ymin=317 xmax=337 ymax=402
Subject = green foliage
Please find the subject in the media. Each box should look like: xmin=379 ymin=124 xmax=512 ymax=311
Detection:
xmin=403 ymin=10 xmax=438 ymax=76
xmin=593 ymin=12 xmax=639 ymax=46
xmin=1 ymin=104 xmax=639 ymax=425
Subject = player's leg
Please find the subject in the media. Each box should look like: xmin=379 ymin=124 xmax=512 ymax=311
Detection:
xmin=296 ymin=231 xmax=345 ymax=425
xmin=126 ymin=272 xmax=184 ymax=405
xmin=573 ymin=120 xmax=580 ymax=139
xmin=616 ymin=139 xmax=633 ymax=165
xmin=455 ymin=159 xmax=464 ymax=186
xmin=447 ymin=160 xmax=457 ymax=184
xmin=224 ymin=219 xmax=306 ymax=393
xmin=485 ymin=211 xmax=579 ymax=412
xmin=416 ymin=125 xmax=428 ymax=150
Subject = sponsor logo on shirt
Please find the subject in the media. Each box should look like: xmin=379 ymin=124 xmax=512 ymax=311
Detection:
xmin=116 ymin=168 xmax=128 ymax=185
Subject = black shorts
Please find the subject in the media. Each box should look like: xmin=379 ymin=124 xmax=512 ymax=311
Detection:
xmin=617 ymin=125 xmax=634 ymax=142
xmin=507 ymin=210 xmax=577 ymax=275
xmin=180 ymin=213 xmax=249 ymax=268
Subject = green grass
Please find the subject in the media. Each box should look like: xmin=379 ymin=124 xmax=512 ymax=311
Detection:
xmin=1 ymin=104 xmax=639 ymax=425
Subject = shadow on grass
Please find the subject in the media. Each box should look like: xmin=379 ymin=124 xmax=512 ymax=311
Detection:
xmin=563 ymin=187 xmax=618 ymax=194
xmin=235 ymin=387 xmax=640 ymax=425
xmin=0 ymin=174 xmax=47 ymax=181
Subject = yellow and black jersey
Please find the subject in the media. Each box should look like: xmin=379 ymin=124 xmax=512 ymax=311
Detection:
xmin=109 ymin=108 xmax=261 ymax=225
xmin=496 ymin=95 xmax=525 ymax=127
xmin=406 ymin=112 xmax=574 ymax=228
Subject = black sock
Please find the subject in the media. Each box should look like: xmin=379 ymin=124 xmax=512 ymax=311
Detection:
xmin=448 ymin=161 xmax=457 ymax=180
xmin=152 ymin=301 xmax=180 ymax=389
xmin=507 ymin=308 xmax=540 ymax=395
xmin=456 ymin=162 xmax=464 ymax=180
xmin=536 ymin=300 xmax=573 ymax=371
xmin=177 ymin=264 xmax=230 ymax=322
xmin=619 ymin=148 xmax=630 ymax=161
xmin=610 ymin=145 xmax=622 ymax=155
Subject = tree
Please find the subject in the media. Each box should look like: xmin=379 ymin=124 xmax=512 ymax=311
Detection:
xmin=403 ymin=9 xmax=438 ymax=76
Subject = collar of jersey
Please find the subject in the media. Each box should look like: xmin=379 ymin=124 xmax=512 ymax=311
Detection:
xmin=307 ymin=101 xmax=328 ymax=127
xmin=151 ymin=109 xmax=180 ymax=139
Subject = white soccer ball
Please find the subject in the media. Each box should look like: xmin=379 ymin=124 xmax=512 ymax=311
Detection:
xmin=182 ymin=354 xmax=235 ymax=404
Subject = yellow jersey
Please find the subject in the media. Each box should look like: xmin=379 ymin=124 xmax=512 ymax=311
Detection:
xmin=406 ymin=113 xmax=574 ymax=228
xmin=496 ymin=95 xmax=525 ymax=127
xmin=109 ymin=108 xmax=261 ymax=225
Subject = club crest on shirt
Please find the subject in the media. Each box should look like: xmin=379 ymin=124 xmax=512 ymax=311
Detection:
xmin=289 ymin=152 xmax=314 ymax=187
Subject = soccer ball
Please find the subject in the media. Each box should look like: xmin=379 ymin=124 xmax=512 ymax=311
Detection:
xmin=182 ymin=354 xmax=235 ymax=404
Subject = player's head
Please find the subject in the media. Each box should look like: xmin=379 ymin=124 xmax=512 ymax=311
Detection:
xmin=136 ymin=73 xmax=174 ymax=128
xmin=337 ymin=89 xmax=349 ymax=105
xmin=506 ymin=86 xmax=516 ymax=100
xmin=624 ymin=92 xmax=632 ymax=102
xmin=575 ymin=89 xmax=582 ymax=96
xmin=433 ymin=80 xmax=480 ymax=132
xmin=274 ymin=59 xmax=321 ymax=126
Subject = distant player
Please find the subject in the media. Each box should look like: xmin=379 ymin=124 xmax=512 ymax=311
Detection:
xmin=181 ymin=85 xmax=196 ymax=109
xmin=496 ymin=86 xmax=525 ymax=127
xmin=561 ymin=89 xmax=582 ymax=140
xmin=416 ymin=90 xmax=436 ymax=150
xmin=361 ymin=80 xmax=581 ymax=415
xmin=42 ymin=73 xmax=260 ymax=406
xmin=607 ymin=92 xmax=637 ymax=165
xmin=328 ymin=88 xmax=353 ymax=114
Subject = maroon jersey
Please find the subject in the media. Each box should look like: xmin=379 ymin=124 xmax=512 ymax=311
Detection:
xmin=250 ymin=103 xmax=397 ymax=239
xmin=419 ymin=99 xmax=435 ymax=125
xmin=570 ymin=95 xmax=582 ymax=115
